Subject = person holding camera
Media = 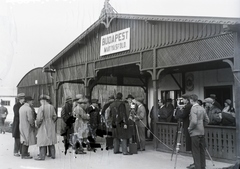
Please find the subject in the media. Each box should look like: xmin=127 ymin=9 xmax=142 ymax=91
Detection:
xmin=175 ymin=94 xmax=193 ymax=168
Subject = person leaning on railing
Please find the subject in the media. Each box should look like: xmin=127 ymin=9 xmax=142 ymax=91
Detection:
xmin=218 ymin=99 xmax=236 ymax=126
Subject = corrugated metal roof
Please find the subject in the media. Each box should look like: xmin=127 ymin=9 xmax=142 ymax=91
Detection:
xmin=44 ymin=13 xmax=240 ymax=68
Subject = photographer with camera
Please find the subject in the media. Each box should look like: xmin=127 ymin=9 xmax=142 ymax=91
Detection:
xmin=175 ymin=94 xmax=193 ymax=169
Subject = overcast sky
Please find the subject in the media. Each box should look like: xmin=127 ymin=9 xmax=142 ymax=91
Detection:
xmin=0 ymin=0 xmax=239 ymax=95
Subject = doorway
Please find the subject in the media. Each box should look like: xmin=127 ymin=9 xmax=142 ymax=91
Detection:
xmin=204 ymin=85 xmax=232 ymax=107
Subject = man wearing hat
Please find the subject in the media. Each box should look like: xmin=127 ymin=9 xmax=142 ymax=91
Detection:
xmin=175 ymin=94 xmax=193 ymax=168
xmin=88 ymin=99 xmax=100 ymax=140
xmin=12 ymin=93 xmax=25 ymax=157
xmin=35 ymin=94 xmax=57 ymax=160
xmin=132 ymin=97 xmax=147 ymax=151
xmin=19 ymin=96 xmax=36 ymax=159
xmin=204 ymin=97 xmax=221 ymax=125
xmin=166 ymin=98 xmax=175 ymax=122
xmin=110 ymin=92 xmax=132 ymax=155
xmin=60 ymin=96 xmax=75 ymax=154
xmin=209 ymin=94 xmax=222 ymax=110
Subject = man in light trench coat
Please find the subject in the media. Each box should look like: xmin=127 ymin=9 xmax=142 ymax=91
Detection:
xmin=19 ymin=96 xmax=36 ymax=159
xmin=35 ymin=95 xmax=57 ymax=160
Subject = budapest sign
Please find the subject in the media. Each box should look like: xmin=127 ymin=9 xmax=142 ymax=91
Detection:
xmin=100 ymin=28 xmax=130 ymax=56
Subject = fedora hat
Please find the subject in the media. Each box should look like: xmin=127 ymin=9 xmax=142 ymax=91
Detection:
xmin=17 ymin=93 xmax=25 ymax=99
xmin=73 ymin=94 xmax=84 ymax=102
xmin=65 ymin=96 xmax=72 ymax=103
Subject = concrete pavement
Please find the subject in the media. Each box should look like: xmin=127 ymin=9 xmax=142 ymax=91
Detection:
xmin=0 ymin=132 xmax=233 ymax=169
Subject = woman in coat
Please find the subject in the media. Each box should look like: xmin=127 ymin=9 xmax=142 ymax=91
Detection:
xmin=73 ymin=98 xmax=90 ymax=154
xmin=19 ymin=96 xmax=36 ymax=159
xmin=35 ymin=95 xmax=57 ymax=160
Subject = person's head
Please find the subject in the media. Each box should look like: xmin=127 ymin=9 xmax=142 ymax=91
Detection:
xmin=189 ymin=94 xmax=198 ymax=105
xmin=116 ymin=92 xmax=123 ymax=100
xmin=0 ymin=100 xmax=4 ymax=106
xmin=91 ymin=99 xmax=99 ymax=107
xmin=126 ymin=94 xmax=134 ymax=104
xmin=25 ymin=96 xmax=34 ymax=105
xmin=158 ymin=99 xmax=165 ymax=107
xmin=17 ymin=93 xmax=25 ymax=103
xmin=77 ymin=98 xmax=88 ymax=109
xmin=166 ymin=98 xmax=173 ymax=105
xmin=224 ymin=99 xmax=232 ymax=107
xmin=132 ymin=97 xmax=144 ymax=106
xmin=39 ymin=94 xmax=49 ymax=105
xmin=204 ymin=97 xmax=214 ymax=108
xmin=210 ymin=94 xmax=216 ymax=101
xmin=181 ymin=94 xmax=190 ymax=104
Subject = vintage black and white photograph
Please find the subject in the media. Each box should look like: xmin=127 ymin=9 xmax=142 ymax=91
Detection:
xmin=0 ymin=0 xmax=240 ymax=168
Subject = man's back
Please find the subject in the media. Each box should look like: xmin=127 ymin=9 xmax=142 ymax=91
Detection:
xmin=188 ymin=104 xmax=209 ymax=137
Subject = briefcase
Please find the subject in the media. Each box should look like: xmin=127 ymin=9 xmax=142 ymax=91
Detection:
xmin=129 ymin=143 xmax=138 ymax=154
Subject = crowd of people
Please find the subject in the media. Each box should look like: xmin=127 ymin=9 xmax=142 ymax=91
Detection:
xmin=173 ymin=94 xmax=235 ymax=169
xmin=12 ymin=93 xmax=57 ymax=160
xmin=61 ymin=92 xmax=147 ymax=155
xmin=8 ymin=90 xmax=236 ymax=167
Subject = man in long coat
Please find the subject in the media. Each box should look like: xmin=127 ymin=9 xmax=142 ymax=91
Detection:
xmin=132 ymin=97 xmax=147 ymax=151
xmin=19 ymin=96 xmax=36 ymax=159
xmin=12 ymin=93 xmax=25 ymax=157
xmin=110 ymin=92 xmax=132 ymax=155
xmin=35 ymin=94 xmax=57 ymax=160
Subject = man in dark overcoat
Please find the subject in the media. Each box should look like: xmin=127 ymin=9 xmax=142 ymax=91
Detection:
xmin=12 ymin=93 xmax=25 ymax=157
xmin=175 ymin=94 xmax=193 ymax=168
xmin=110 ymin=92 xmax=132 ymax=155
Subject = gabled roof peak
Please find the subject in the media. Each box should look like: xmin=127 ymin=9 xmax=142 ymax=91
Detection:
xmin=99 ymin=0 xmax=117 ymax=18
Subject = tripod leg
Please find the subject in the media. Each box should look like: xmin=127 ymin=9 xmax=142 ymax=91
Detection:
xmin=205 ymin=148 xmax=215 ymax=166
xmin=171 ymin=122 xmax=179 ymax=161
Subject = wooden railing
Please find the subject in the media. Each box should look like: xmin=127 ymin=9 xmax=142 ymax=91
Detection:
xmin=156 ymin=122 xmax=236 ymax=160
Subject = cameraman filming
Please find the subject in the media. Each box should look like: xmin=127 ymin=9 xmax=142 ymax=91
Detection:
xmin=175 ymin=94 xmax=193 ymax=169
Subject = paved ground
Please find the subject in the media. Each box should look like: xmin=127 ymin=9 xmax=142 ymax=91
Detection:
xmin=0 ymin=132 xmax=233 ymax=169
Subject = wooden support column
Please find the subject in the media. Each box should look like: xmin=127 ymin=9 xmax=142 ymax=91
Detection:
xmin=233 ymin=32 xmax=240 ymax=160
xmin=53 ymin=72 xmax=60 ymax=113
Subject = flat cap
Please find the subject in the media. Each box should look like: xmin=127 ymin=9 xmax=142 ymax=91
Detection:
xmin=77 ymin=98 xmax=88 ymax=104
xmin=225 ymin=99 xmax=231 ymax=105
xmin=210 ymin=94 xmax=216 ymax=99
xmin=182 ymin=94 xmax=190 ymax=99
xmin=204 ymin=98 xmax=214 ymax=104
xmin=134 ymin=97 xmax=144 ymax=103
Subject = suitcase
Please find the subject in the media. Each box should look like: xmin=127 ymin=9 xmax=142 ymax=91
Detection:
xmin=106 ymin=137 xmax=113 ymax=149
xmin=129 ymin=143 xmax=138 ymax=154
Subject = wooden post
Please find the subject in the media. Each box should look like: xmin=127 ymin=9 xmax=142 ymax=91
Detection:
xmin=233 ymin=32 xmax=240 ymax=160
xmin=53 ymin=72 xmax=59 ymax=114
xmin=152 ymin=48 xmax=159 ymax=149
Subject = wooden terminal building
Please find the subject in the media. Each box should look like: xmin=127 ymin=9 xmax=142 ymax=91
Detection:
xmin=17 ymin=1 xmax=240 ymax=162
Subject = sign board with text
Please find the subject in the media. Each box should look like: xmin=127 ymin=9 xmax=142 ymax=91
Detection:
xmin=100 ymin=27 xmax=130 ymax=56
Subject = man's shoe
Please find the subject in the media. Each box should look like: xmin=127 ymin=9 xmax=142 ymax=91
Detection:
xmin=123 ymin=152 xmax=132 ymax=155
xmin=34 ymin=157 xmax=44 ymax=161
xmin=22 ymin=156 xmax=33 ymax=159
xmin=114 ymin=151 xmax=122 ymax=154
xmin=186 ymin=163 xmax=194 ymax=168
xmin=14 ymin=153 xmax=20 ymax=157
